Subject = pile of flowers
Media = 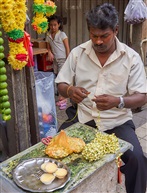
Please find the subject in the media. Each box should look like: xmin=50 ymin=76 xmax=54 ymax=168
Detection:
xmin=0 ymin=0 xmax=29 ymax=70
xmin=32 ymin=0 xmax=57 ymax=34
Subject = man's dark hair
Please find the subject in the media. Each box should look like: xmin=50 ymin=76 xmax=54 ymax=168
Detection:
xmin=86 ymin=3 xmax=119 ymax=31
xmin=47 ymin=15 xmax=63 ymax=31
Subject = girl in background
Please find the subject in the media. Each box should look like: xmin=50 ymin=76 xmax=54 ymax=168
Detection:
xmin=46 ymin=15 xmax=70 ymax=110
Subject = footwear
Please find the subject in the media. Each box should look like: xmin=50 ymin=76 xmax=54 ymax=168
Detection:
xmin=56 ymin=99 xmax=67 ymax=106
xmin=56 ymin=101 xmax=67 ymax=110
xmin=59 ymin=104 xmax=67 ymax=110
xmin=56 ymin=101 xmax=61 ymax=106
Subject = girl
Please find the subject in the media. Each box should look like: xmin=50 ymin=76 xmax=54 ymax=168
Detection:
xmin=46 ymin=15 xmax=70 ymax=110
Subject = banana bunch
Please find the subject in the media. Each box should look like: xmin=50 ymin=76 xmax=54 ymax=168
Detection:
xmin=82 ymin=132 xmax=120 ymax=162
xmin=0 ymin=24 xmax=11 ymax=121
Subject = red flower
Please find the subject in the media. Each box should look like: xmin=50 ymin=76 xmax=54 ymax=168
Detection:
xmin=15 ymin=54 xmax=27 ymax=62
xmin=8 ymin=37 xmax=24 ymax=43
xmin=32 ymin=25 xmax=37 ymax=31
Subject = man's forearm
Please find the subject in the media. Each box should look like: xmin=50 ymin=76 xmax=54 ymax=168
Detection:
xmin=123 ymin=93 xmax=146 ymax=108
xmin=57 ymin=83 xmax=70 ymax=98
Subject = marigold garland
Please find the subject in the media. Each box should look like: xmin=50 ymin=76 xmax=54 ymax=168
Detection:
xmin=0 ymin=0 xmax=28 ymax=70
xmin=32 ymin=0 xmax=57 ymax=34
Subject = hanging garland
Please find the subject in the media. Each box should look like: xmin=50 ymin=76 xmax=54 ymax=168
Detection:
xmin=0 ymin=24 xmax=11 ymax=121
xmin=45 ymin=0 xmax=57 ymax=17
xmin=0 ymin=0 xmax=29 ymax=70
xmin=32 ymin=0 xmax=57 ymax=34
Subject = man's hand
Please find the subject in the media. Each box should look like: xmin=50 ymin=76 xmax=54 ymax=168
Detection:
xmin=68 ymin=86 xmax=90 ymax=104
xmin=92 ymin=94 xmax=119 ymax=110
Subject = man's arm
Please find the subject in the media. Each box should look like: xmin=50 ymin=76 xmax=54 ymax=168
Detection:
xmin=57 ymin=83 xmax=90 ymax=103
xmin=92 ymin=93 xmax=146 ymax=111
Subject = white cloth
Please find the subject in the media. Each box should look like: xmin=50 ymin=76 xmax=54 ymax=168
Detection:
xmin=55 ymin=37 xmax=147 ymax=131
xmin=45 ymin=30 xmax=67 ymax=59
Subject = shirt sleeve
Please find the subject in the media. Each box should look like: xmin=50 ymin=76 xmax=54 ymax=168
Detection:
xmin=45 ymin=32 xmax=49 ymax=42
xmin=128 ymin=53 xmax=147 ymax=95
xmin=60 ymin=31 xmax=68 ymax=41
xmin=55 ymin=48 xmax=77 ymax=85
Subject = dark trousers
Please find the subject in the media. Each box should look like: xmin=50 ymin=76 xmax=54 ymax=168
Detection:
xmin=59 ymin=106 xmax=147 ymax=193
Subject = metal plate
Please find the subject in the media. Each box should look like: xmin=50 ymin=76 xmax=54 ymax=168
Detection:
xmin=12 ymin=158 xmax=71 ymax=192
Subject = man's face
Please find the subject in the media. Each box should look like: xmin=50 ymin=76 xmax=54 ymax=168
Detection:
xmin=89 ymin=27 xmax=118 ymax=54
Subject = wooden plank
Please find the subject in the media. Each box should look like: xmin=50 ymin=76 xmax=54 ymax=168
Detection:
xmin=25 ymin=67 xmax=40 ymax=145
xmin=33 ymin=48 xmax=48 ymax=55
xmin=61 ymin=0 xmax=70 ymax=42
xmin=5 ymin=65 xmax=31 ymax=156
xmin=141 ymin=0 xmax=147 ymax=65
xmin=69 ymin=0 xmax=77 ymax=49
xmin=132 ymin=23 xmax=143 ymax=55
xmin=76 ymin=0 xmax=83 ymax=46
xmin=26 ymin=0 xmax=37 ymax=39
xmin=82 ymin=0 xmax=91 ymax=42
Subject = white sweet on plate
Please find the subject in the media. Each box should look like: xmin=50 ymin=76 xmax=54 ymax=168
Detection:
xmin=54 ymin=168 xmax=67 ymax=179
xmin=45 ymin=162 xmax=58 ymax=173
xmin=40 ymin=173 xmax=55 ymax=185
xmin=40 ymin=162 xmax=48 ymax=172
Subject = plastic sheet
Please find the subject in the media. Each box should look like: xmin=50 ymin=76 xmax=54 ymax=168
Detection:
xmin=35 ymin=71 xmax=57 ymax=138
xmin=124 ymin=0 xmax=147 ymax=24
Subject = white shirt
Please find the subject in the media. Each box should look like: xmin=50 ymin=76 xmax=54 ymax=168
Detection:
xmin=46 ymin=30 xmax=67 ymax=59
xmin=55 ymin=37 xmax=147 ymax=131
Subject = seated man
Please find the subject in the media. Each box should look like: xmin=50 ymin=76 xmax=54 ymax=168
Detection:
xmin=55 ymin=3 xmax=147 ymax=193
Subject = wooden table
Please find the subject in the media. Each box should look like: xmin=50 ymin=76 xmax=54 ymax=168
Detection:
xmin=33 ymin=48 xmax=48 ymax=56
xmin=0 ymin=123 xmax=133 ymax=193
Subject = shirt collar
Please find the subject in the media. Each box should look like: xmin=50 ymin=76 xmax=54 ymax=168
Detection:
xmin=79 ymin=37 xmax=126 ymax=56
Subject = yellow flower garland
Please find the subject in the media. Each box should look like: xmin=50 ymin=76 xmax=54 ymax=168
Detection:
xmin=0 ymin=0 xmax=28 ymax=70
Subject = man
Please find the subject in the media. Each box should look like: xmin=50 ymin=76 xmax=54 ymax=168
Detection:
xmin=55 ymin=3 xmax=147 ymax=193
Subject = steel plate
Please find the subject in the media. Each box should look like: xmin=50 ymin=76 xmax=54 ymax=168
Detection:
xmin=12 ymin=158 xmax=71 ymax=192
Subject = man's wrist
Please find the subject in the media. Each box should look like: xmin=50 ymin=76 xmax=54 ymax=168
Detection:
xmin=67 ymin=85 xmax=73 ymax=98
xmin=117 ymin=96 xmax=125 ymax=109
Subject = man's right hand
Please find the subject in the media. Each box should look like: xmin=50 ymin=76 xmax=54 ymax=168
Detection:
xmin=68 ymin=86 xmax=90 ymax=104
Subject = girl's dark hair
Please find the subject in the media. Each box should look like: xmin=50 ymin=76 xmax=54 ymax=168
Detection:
xmin=86 ymin=3 xmax=119 ymax=31
xmin=47 ymin=15 xmax=63 ymax=31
